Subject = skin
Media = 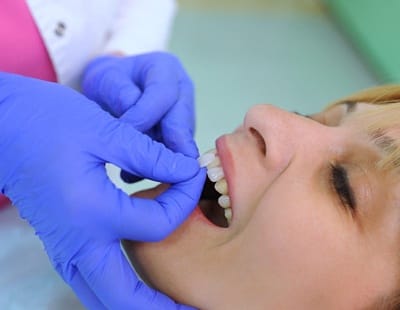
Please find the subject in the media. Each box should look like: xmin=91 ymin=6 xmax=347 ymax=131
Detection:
xmin=124 ymin=103 xmax=400 ymax=309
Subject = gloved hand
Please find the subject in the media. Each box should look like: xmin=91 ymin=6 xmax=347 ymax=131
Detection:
xmin=0 ymin=73 xmax=205 ymax=309
xmin=82 ymin=52 xmax=197 ymax=183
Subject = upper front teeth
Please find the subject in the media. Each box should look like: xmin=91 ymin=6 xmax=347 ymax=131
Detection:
xmin=198 ymin=149 xmax=232 ymax=226
xmin=215 ymin=179 xmax=228 ymax=195
xmin=207 ymin=167 xmax=224 ymax=182
xmin=198 ymin=150 xmax=216 ymax=167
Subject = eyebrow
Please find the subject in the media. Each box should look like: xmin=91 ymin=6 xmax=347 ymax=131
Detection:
xmin=298 ymin=103 xmax=400 ymax=156
xmin=344 ymin=101 xmax=357 ymax=113
xmin=321 ymin=102 xmax=399 ymax=166
xmin=341 ymin=102 xmax=400 ymax=157
xmin=370 ymin=129 xmax=398 ymax=154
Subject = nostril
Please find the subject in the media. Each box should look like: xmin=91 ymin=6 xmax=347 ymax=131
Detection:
xmin=249 ymin=127 xmax=266 ymax=156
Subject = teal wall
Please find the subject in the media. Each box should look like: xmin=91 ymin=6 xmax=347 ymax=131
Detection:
xmin=324 ymin=0 xmax=400 ymax=82
xmin=169 ymin=8 xmax=377 ymax=154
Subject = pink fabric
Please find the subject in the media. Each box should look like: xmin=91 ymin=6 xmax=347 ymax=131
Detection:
xmin=0 ymin=0 xmax=57 ymax=81
xmin=0 ymin=0 xmax=57 ymax=206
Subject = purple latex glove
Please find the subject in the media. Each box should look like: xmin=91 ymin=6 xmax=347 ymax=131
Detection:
xmin=0 ymin=73 xmax=205 ymax=309
xmin=82 ymin=52 xmax=198 ymax=183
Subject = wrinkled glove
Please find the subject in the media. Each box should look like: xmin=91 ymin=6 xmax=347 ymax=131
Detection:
xmin=82 ymin=52 xmax=197 ymax=183
xmin=0 ymin=73 xmax=205 ymax=309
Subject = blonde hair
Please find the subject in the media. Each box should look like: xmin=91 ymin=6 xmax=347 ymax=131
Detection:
xmin=325 ymin=85 xmax=400 ymax=310
xmin=324 ymin=85 xmax=400 ymax=173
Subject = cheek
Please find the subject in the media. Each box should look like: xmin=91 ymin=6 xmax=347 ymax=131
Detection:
xmin=240 ymin=186 xmax=363 ymax=301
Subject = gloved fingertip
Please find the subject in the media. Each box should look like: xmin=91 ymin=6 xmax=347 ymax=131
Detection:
xmin=163 ymin=129 xmax=199 ymax=159
xmin=181 ymin=139 xmax=200 ymax=159
xmin=173 ymin=155 xmax=201 ymax=180
xmin=172 ymin=143 xmax=199 ymax=159
xmin=120 ymin=170 xmax=143 ymax=183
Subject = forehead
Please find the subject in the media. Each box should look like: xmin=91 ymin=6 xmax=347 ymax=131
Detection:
xmin=311 ymin=102 xmax=379 ymax=126
xmin=313 ymin=102 xmax=400 ymax=148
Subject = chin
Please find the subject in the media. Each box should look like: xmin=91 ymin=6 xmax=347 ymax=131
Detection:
xmin=123 ymin=226 xmax=200 ymax=307
xmin=123 ymin=181 xmax=226 ymax=308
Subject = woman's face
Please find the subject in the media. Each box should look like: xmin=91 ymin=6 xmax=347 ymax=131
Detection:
xmin=125 ymin=103 xmax=400 ymax=309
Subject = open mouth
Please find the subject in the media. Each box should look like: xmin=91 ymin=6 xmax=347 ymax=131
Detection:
xmin=198 ymin=149 xmax=232 ymax=228
xmin=199 ymin=177 xmax=229 ymax=228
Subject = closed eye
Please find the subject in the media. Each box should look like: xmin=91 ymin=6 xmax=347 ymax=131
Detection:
xmin=293 ymin=111 xmax=311 ymax=119
xmin=330 ymin=164 xmax=356 ymax=212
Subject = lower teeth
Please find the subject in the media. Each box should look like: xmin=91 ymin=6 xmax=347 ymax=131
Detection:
xmin=199 ymin=178 xmax=229 ymax=228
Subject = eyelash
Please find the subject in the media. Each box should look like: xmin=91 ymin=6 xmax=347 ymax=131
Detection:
xmin=295 ymin=110 xmax=357 ymax=212
xmin=293 ymin=111 xmax=311 ymax=119
xmin=330 ymin=164 xmax=356 ymax=212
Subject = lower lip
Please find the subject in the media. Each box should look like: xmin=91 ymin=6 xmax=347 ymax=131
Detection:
xmin=189 ymin=205 xmax=217 ymax=226
xmin=188 ymin=205 xmax=228 ymax=230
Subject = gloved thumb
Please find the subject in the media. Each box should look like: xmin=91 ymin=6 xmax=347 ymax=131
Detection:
xmin=94 ymin=119 xmax=200 ymax=183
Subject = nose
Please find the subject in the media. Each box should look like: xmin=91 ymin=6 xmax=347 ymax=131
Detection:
xmin=243 ymin=104 xmax=331 ymax=169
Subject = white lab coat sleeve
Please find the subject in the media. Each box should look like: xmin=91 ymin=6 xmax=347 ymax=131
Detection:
xmin=102 ymin=0 xmax=177 ymax=55
xmin=25 ymin=0 xmax=120 ymax=88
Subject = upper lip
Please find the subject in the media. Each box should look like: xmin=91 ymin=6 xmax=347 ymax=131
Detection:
xmin=215 ymin=127 xmax=267 ymax=228
xmin=215 ymin=136 xmax=235 ymax=224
